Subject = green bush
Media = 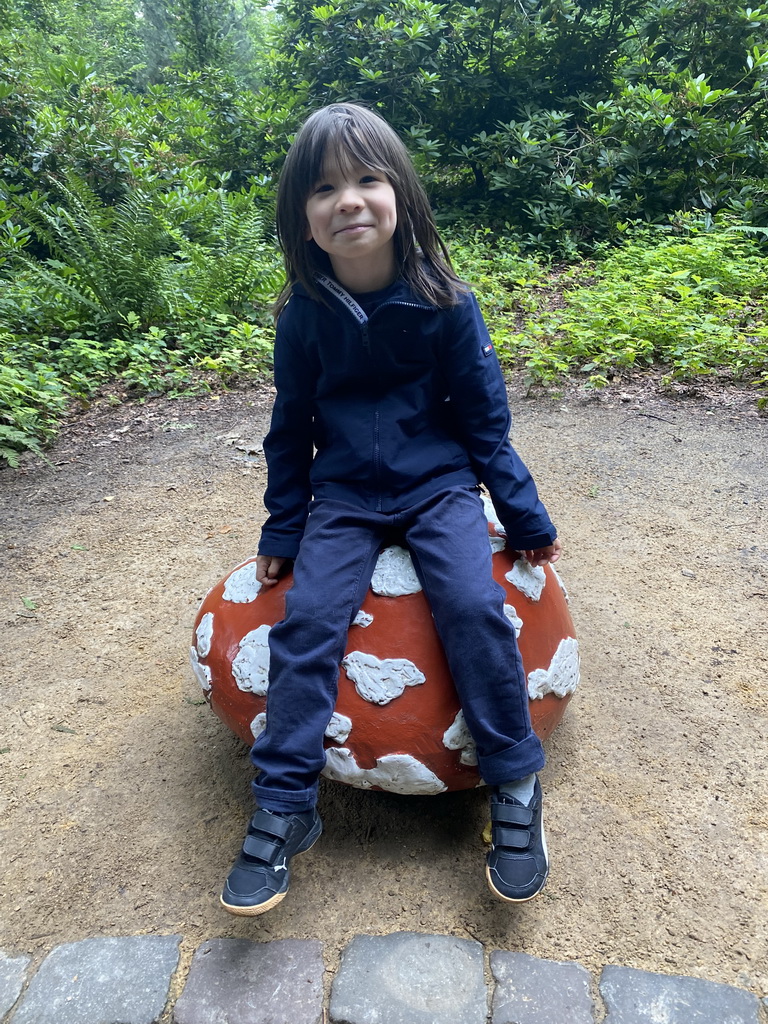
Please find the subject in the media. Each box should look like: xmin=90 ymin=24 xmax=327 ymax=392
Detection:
xmin=0 ymin=347 xmax=67 ymax=466
xmin=502 ymin=225 xmax=768 ymax=387
xmin=0 ymin=171 xmax=281 ymax=465
xmin=264 ymin=1 xmax=768 ymax=247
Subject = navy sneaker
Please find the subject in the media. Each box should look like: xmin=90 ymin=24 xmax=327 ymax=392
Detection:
xmin=485 ymin=777 xmax=549 ymax=902
xmin=221 ymin=807 xmax=322 ymax=916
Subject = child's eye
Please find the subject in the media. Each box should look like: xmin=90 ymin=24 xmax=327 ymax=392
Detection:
xmin=360 ymin=175 xmax=379 ymax=184
xmin=314 ymin=183 xmax=333 ymax=194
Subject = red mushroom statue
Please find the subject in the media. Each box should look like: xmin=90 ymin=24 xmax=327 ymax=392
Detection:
xmin=191 ymin=497 xmax=578 ymax=794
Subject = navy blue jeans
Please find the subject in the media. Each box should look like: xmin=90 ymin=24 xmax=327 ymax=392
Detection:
xmin=251 ymin=488 xmax=545 ymax=812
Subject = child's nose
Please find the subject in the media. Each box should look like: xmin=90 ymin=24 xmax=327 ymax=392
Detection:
xmin=337 ymin=186 xmax=363 ymax=211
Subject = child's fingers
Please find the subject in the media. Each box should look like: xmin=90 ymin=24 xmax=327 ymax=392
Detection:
xmin=523 ymin=542 xmax=562 ymax=565
xmin=256 ymin=555 xmax=283 ymax=585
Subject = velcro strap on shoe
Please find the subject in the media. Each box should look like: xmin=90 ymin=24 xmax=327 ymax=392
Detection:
xmin=492 ymin=803 xmax=533 ymax=827
xmin=250 ymin=810 xmax=292 ymax=840
xmin=494 ymin=827 xmax=531 ymax=850
xmin=242 ymin=834 xmax=282 ymax=864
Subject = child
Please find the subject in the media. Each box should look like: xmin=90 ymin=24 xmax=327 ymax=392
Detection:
xmin=221 ymin=102 xmax=562 ymax=916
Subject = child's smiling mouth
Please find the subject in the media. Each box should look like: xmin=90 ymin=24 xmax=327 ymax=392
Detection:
xmin=335 ymin=223 xmax=372 ymax=235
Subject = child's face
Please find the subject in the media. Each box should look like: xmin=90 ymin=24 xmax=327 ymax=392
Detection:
xmin=305 ymin=156 xmax=397 ymax=290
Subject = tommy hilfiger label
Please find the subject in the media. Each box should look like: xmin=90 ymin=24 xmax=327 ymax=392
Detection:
xmin=315 ymin=273 xmax=368 ymax=326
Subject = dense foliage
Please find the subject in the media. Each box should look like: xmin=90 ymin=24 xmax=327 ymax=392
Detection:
xmin=266 ymin=0 xmax=768 ymax=248
xmin=455 ymin=225 xmax=768 ymax=389
xmin=1 ymin=0 xmax=767 ymax=464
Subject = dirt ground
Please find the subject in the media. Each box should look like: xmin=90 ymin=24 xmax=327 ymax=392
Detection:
xmin=1 ymin=375 xmax=766 ymax=999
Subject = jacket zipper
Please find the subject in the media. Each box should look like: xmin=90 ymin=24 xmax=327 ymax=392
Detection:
xmin=363 ymin=301 xmax=430 ymax=512
xmin=373 ymin=407 xmax=382 ymax=511
xmin=369 ymin=300 xmax=428 ymax=318
xmin=314 ymin=282 xmax=431 ymax=511
xmin=361 ymin=302 xmax=424 ymax=353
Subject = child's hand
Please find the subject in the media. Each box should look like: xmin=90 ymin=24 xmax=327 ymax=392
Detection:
xmin=521 ymin=539 xmax=562 ymax=566
xmin=256 ymin=555 xmax=288 ymax=586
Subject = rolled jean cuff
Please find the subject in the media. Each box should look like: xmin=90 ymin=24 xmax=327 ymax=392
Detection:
xmin=250 ymin=778 xmax=319 ymax=814
xmin=477 ymin=733 xmax=546 ymax=786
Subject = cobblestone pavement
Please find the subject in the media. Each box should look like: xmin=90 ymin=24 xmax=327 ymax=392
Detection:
xmin=2 ymin=932 xmax=766 ymax=1024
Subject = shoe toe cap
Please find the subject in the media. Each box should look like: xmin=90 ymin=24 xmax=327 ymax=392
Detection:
xmin=487 ymin=852 xmax=548 ymax=902
xmin=222 ymin=864 xmax=286 ymax=906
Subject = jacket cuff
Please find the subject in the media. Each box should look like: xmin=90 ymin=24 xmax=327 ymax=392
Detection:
xmin=505 ymin=528 xmax=557 ymax=551
xmin=257 ymin=534 xmax=302 ymax=561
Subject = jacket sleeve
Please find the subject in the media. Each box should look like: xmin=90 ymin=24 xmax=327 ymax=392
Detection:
xmin=257 ymin=304 xmax=315 ymax=559
xmin=442 ymin=291 xmax=557 ymax=550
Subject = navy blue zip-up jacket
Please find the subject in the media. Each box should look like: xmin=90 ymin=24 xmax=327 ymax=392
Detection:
xmin=258 ymin=274 xmax=557 ymax=560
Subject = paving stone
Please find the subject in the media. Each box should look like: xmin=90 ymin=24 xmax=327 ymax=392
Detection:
xmin=490 ymin=951 xmax=595 ymax=1024
xmin=329 ymin=932 xmax=487 ymax=1024
xmin=11 ymin=935 xmax=181 ymax=1024
xmin=0 ymin=951 xmax=31 ymax=1019
xmin=600 ymin=965 xmax=761 ymax=1024
xmin=173 ymin=938 xmax=324 ymax=1024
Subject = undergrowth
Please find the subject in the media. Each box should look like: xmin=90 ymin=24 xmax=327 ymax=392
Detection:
xmin=0 ymin=173 xmax=281 ymax=466
xmin=464 ymin=223 xmax=768 ymax=394
xmin=2 ymin=213 xmax=767 ymax=468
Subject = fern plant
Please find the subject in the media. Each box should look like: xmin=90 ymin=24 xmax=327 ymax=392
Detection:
xmin=156 ymin=187 xmax=283 ymax=323
xmin=8 ymin=172 xmax=175 ymax=332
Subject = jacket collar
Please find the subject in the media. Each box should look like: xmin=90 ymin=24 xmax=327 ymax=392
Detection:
xmin=291 ymin=274 xmax=433 ymax=323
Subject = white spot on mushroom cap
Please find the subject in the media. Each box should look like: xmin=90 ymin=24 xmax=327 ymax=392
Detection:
xmin=506 ymin=558 xmax=547 ymax=601
xmin=223 ymin=561 xmax=262 ymax=603
xmin=527 ymin=637 xmax=580 ymax=700
xmin=189 ymin=646 xmax=212 ymax=693
xmin=253 ymin=709 xmax=352 ymax=745
xmin=352 ymin=610 xmax=374 ymax=628
xmin=481 ymin=494 xmax=506 ymax=536
xmin=442 ymin=711 xmax=478 ymax=766
xmin=232 ymin=624 xmax=271 ymax=695
xmin=342 ymin=651 xmax=425 ymax=705
xmin=503 ymin=603 xmax=523 ymax=637
xmin=489 ymin=535 xmax=506 ymax=554
xmin=443 ymin=710 xmax=472 ymax=751
xmin=322 ymin=748 xmax=447 ymax=794
xmin=195 ymin=612 xmax=214 ymax=657
xmin=370 ymin=545 xmax=422 ymax=596
xmin=325 ymin=712 xmax=352 ymax=744
xmin=551 ymin=566 xmax=570 ymax=602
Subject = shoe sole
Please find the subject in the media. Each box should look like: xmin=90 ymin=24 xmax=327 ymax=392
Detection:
xmin=485 ymin=863 xmax=549 ymax=903
xmin=219 ymin=822 xmax=322 ymax=917
xmin=220 ymin=887 xmax=287 ymax=917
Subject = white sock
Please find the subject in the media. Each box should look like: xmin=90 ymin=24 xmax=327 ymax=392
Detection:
xmin=498 ymin=773 xmax=536 ymax=806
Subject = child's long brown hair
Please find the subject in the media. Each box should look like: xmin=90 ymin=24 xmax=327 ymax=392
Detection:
xmin=273 ymin=103 xmax=464 ymax=316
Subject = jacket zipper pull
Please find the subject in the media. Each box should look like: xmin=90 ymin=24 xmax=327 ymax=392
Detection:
xmin=362 ymin=322 xmax=371 ymax=353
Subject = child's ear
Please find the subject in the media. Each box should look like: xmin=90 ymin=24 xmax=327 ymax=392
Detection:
xmin=305 ymin=222 xmax=314 ymax=241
